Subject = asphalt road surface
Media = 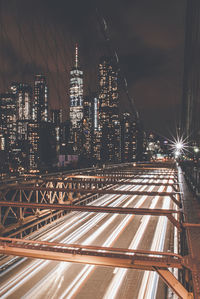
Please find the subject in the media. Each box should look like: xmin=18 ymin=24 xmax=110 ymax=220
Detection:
xmin=0 ymin=176 xmax=177 ymax=299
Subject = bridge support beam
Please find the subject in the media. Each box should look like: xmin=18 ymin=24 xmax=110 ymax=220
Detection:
xmin=155 ymin=268 xmax=193 ymax=299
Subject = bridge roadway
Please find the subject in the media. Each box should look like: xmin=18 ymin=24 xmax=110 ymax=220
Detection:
xmin=0 ymin=165 xmax=178 ymax=298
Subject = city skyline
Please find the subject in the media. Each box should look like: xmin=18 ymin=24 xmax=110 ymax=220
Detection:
xmin=0 ymin=0 xmax=186 ymax=137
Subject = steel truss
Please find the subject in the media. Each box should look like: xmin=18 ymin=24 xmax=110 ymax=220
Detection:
xmin=0 ymin=163 xmax=197 ymax=298
xmin=0 ymin=237 xmax=193 ymax=299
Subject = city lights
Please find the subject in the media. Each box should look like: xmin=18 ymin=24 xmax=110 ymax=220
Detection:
xmin=168 ymin=134 xmax=189 ymax=159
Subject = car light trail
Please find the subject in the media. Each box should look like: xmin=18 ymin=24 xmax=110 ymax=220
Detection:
xmin=22 ymin=186 xmax=153 ymax=299
xmin=58 ymin=187 xmax=156 ymax=298
xmin=103 ymin=185 xmax=165 ymax=299
xmin=138 ymin=186 xmax=172 ymax=299
xmin=1 ymin=183 xmax=144 ymax=298
xmin=0 ymin=172 xmax=177 ymax=299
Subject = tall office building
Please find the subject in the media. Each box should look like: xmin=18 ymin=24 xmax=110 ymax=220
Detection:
xmin=181 ymin=0 xmax=200 ymax=145
xmin=121 ymin=113 xmax=138 ymax=162
xmin=91 ymin=94 xmax=101 ymax=162
xmin=50 ymin=109 xmax=62 ymax=125
xmin=28 ymin=122 xmax=40 ymax=171
xmin=82 ymin=97 xmax=92 ymax=157
xmin=33 ymin=75 xmax=48 ymax=122
xmin=10 ymin=82 xmax=32 ymax=140
xmin=69 ymin=45 xmax=84 ymax=153
xmin=50 ymin=109 xmax=63 ymax=154
xmin=11 ymin=83 xmax=32 ymax=121
xmin=0 ymin=93 xmax=17 ymax=150
xmin=69 ymin=44 xmax=84 ymax=128
xmin=98 ymin=56 xmax=121 ymax=162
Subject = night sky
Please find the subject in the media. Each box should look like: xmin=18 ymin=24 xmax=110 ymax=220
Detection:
xmin=0 ymin=0 xmax=186 ymax=137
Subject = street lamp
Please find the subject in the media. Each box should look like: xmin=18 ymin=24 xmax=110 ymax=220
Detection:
xmin=175 ymin=142 xmax=183 ymax=151
xmin=194 ymin=146 xmax=199 ymax=154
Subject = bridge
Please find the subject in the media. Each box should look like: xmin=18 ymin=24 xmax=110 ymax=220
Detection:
xmin=0 ymin=162 xmax=200 ymax=298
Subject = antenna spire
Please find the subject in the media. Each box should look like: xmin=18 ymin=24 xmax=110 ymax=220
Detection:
xmin=75 ymin=44 xmax=79 ymax=68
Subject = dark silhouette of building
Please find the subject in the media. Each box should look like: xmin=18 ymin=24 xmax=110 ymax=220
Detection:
xmin=181 ymin=0 xmax=200 ymax=146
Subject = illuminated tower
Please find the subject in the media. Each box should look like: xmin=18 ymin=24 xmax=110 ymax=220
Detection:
xmin=33 ymin=75 xmax=48 ymax=123
xmin=69 ymin=44 xmax=83 ymax=129
xmin=181 ymin=0 xmax=200 ymax=145
xmin=0 ymin=93 xmax=17 ymax=150
xmin=98 ymin=56 xmax=121 ymax=162
xmin=10 ymin=82 xmax=32 ymax=140
xmin=121 ymin=113 xmax=137 ymax=162
xmin=69 ymin=44 xmax=84 ymax=154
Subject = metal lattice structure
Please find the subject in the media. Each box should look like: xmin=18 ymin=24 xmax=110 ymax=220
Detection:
xmin=0 ymin=162 xmax=199 ymax=298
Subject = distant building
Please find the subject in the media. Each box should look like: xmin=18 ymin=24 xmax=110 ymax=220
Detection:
xmin=91 ymin=94 xmax=101 ymax=162
xmin=50 ymin=109 xmax=63 ymax=153
xmin=69 ymin=45 xmax=84 ymax=153
xmin=82 ymin=96 xmax=92 ymax=158
xmin=10 ymin=83 xmax=32 ymax=141
xmin=121 ymin=113 xmax=132 ymax=162
xmin=28 ymin=122 xmax=40 ymax=171
xmin=0 ymin=93 xmax=17 ymax=150
xmin=98 ymin=56 xmax=121 ymax=162
xmin=33 ymin=75 xmax=48 ymax=122
xmin=50 ymin=109 xmax=62 ymax=125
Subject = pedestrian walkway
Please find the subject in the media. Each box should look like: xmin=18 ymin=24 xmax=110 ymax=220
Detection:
xmin=179 ymin=167 xmax=200 ymax=299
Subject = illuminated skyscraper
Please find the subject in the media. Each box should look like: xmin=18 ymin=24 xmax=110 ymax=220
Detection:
xmin=69 ymin=45 xmax=84 ymax=153
xmin=10 ymin=82 xmax=32 ymax=140
xmin=82 ymin=97 xmax=92 ymax=157
xmin=69 ymin=44 xmax=83 ymax=128
xmin=98 ymin=56 xmax=121 ymax=162
xmin=121 ymin=113 xmax=137 ymax=162
xmin=0 ymin=93 xmax=17 ymax=150
xmin=182 ymin=0 xmax=200 ymax=145
xmin=33 ymin=75 xmax=48 ymax=122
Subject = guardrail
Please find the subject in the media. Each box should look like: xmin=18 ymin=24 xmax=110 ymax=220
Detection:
xmin=180 ymin=161 xmax=200 ymax=198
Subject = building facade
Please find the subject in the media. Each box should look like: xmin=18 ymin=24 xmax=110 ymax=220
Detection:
xmin=69 ymin=45 xmax=84 ymax=153
xmin=33 ymin=75 xmax=48 ymax=123
xmin=98 ymin=57 xmax=121 ymax=162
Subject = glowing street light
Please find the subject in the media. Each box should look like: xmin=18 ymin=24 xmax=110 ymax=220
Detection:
xmin=174 ymin=150 xmax=181 ymax=158
xmin=175 ymin=142 xmax=183 ymax=151
xmin=168 ymin=134 xmax=189 ymax=159
xmin=194 ymin=146 xmax=199 ymax=153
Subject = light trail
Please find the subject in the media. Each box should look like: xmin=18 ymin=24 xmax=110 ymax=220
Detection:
xmin=103 ymin=185 xmax=165 ymax=299
xmin=137 ymin=186 xmax=172 ymax=299
xmin=21 ymin=186 xmax=152 ymax=299
xmin=0 ymin=172 xmax=176 ymax=299
xmin=1 ymin=190 xmax=132 ymax=295
xmin=0 ymin=183 xmax=143 ymax=297
xmin=58 ymin=186 xmax=155 ymax=299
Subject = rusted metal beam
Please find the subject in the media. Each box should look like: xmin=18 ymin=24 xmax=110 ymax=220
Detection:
xmin=182 ymin=255 xmax=200 ymax=299
xmin=0 ymin=237 xmax=182 ymax=258
xmin=182 ymin=223 xmax=200 ymax=228
xmin=0 ymin=201 xmax=179 ymax=215
xmin=8 ymin=185 xmax=180 ymax=198
xmin=5 ymin=186 xmax=181 ymax=207
xmin=0 ymin=201 xmax=182 ymax=231
xmin=0 ymin=237 xmax=182 ymax=270
xmin=154 ymin=268 xmax=194 ymax=299
xmin=93 ymin=175 xmax=177 ymax=180
xmin=37 ymin=178 xmax=179 ymax=187
xmin=1 ymin=210 xmax=67 ymax=237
